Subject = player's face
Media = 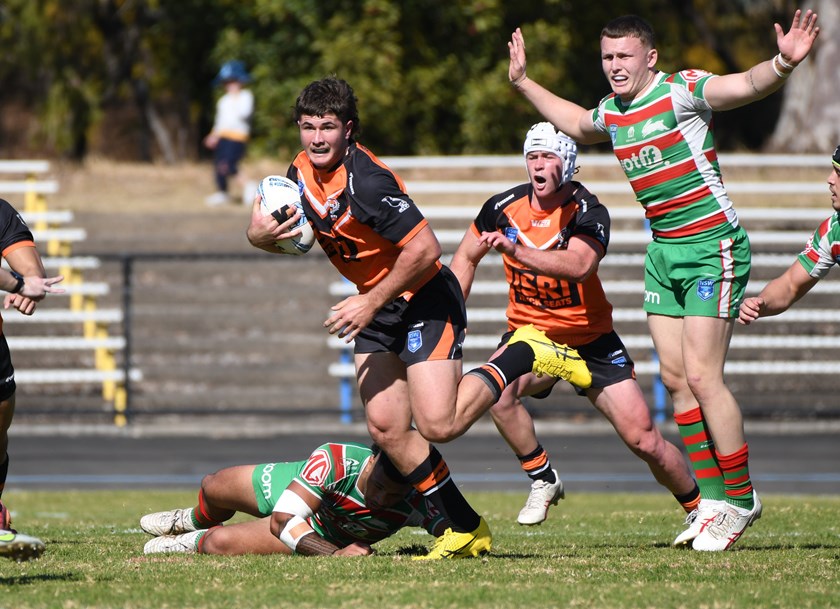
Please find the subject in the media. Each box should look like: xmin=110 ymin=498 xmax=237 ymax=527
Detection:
xmin=828 ymin=165 xmax=839 ymax=211
xmin=526 ymin=151 xmax=564 ymax=198
xmin=600 ymin=35 xmax=657 ymax=102
xmin=363 ymin=457 xmax=411 ymax=510
xmin=298 ymin=113 xmax=352 ymax=170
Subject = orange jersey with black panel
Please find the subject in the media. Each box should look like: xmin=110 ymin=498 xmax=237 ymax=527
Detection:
xmin=290 ymin=143 xmax=439 ymax=297
xmin=471 ymin=182 xmax=614 ymax=346
xmin=0 ymin=198 xmax=36 ymax=334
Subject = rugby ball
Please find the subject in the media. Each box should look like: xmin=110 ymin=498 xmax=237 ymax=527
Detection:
xmin=258 ymin=175 xmax=315 ymax=255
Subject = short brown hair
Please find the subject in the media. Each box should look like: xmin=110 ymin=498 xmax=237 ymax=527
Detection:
xmin=600 ymin=15 xmax=656 ymax=50
xmin=294 ymin=76 xmax=361 ymax=140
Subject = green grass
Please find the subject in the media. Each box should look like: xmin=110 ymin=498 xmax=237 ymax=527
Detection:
xmin=2 ymin=490 xmax=839 ymax=609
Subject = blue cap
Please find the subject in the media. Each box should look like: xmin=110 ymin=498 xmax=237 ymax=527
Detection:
xmin=214 ymin=60 xmax=252 ymax=85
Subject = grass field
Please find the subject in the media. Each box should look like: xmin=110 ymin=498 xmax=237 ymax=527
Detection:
xmin=2 ymin=490 xmax=839 ymax=609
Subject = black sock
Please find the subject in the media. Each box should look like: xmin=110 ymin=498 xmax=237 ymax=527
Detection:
xmin=405 ymin=446 xmax=480 ymax=533
xmin=518 ymin=445 xmax=556 ymax=484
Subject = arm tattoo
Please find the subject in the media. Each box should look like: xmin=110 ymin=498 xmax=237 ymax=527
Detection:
xmin=295 ymin=534 xmax=340 ymax=556
xmin=747 ymin=68 xmax=760 ymax=95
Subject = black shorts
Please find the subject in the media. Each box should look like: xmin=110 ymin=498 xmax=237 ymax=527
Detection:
xmin=500 ymin=329 xmax=635 ymax=398
xmin=0 ymin=334 xmax=15 ymax=402
xmin=354 ymin=266 xmax=466 ymax=367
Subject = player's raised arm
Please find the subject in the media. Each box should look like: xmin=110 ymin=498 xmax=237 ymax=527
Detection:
xmin=704 ymin=9 xmax=819 ymax=111
xmin=508 ymin=27 xmax=604 ymax=144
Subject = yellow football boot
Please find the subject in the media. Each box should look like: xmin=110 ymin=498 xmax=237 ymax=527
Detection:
xmin=508 ymin=324 xmax=592 ymax=388
xmin=412 ymin=517 xmax=492 ymax=560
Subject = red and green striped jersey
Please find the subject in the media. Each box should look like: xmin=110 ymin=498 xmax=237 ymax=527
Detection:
xmin=294 ymin=442 xmax=442 ymax=548
xmin=592 ymin=70 xmax=740 ymax=242
xmin=797 ymin=212 xmax=840 ymax=279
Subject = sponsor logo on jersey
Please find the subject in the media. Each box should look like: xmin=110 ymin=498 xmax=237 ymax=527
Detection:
xmin=301 ymin=449 xmax=332 ymax=486
xmin=531 ymin=219 xmax=551 ymax=228
xmin=644 ymin=290 xmax=661 ymax=304
xmin=382 ymin=196 xmax=409 ymax=213
xmin=260 ymin=463 xmax=276 ymax=500
xmin=641 ymin=118 xmax=668 ymax=138
xmin=504 ymin=227 xmax=519 ymax=242
xmin=494 ymin=192 xmax=516 ymax=210
xmin=626 ymin=126 xmax=635 ymax=141
xmin=696 ymin=279 xmax=715 ymax=301
xmin=620 ymin=145 xmax=668 ymax=173
xmin=407 ymin=329 xmax=423 ymax=353
xmin=348 ymin=171 xmax=356 ymax=195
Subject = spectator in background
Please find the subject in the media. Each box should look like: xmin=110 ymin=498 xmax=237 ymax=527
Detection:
xmin=204 ymin=60 xmax=255 ymax=207
xmin=0 ymin=197 xmax=64 ymax=561
xmin=739 ymin=145 xmax=840 ymax=324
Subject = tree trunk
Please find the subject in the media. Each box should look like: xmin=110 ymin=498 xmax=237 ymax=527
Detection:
xmin=767 ymin=0 xmax=840 ymax=152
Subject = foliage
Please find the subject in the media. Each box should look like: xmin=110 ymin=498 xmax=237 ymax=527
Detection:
xmin=0 ymin=0 xmax=818 ymax=160
xmin=2 ymin=490 xmax=839 ymax=609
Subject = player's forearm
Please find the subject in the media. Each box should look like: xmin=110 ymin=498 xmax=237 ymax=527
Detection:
xmin=294 ymin=533 xmax=341 ymax=556
xmin=513 ymin=79 xmax=596 ymax=144
xmin=511 ymin=246 xmax=596 ymax=284
xmin=709 ymin=56 xmax=794 ymax=110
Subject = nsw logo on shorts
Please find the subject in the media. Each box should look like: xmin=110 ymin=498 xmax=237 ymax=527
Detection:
xmin=696 ymin=279 xmax=715 ymax=301
xmin=407 ymin=329 xmax=423 ymax=353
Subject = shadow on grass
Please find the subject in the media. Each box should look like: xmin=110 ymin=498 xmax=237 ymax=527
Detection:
xmin=395 ymin=544 xmax=536 ymax=559
xmin=0 ymin=572 xmax=78 ymax=586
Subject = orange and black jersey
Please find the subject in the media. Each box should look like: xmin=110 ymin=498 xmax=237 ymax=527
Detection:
xmin=0 ymin=198 xmax=35 ymax=333
xmin=472 ymin=182 xmax=614 ymax=346
xmin=289 ymin=143 xmax=440 ymax=297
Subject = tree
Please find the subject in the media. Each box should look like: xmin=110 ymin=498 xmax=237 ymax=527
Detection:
xmin=767 ymin=0 xmax=840 ymax=152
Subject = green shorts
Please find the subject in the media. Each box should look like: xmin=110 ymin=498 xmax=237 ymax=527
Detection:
xmin=251 ymin=461 xmax=306 ymax=516
xmin=643 ymin=228 xmax=751 ymax=318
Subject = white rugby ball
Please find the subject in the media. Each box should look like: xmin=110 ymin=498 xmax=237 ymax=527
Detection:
xmin=258 ymin=175 xmax=315 ymax=255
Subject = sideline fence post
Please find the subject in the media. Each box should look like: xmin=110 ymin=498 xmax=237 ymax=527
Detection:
xmin=117 ymin=254 xmax=134 ymax=427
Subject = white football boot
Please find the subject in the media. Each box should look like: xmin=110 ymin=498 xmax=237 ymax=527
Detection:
xmin=692 ymin=492 xmax=763 ymax=551
xmin=144 ymin=531 xmax=203 ymax=555
xmin=517 ymin=469 xmax=565 ymax=525
xmin=672 ymin=498 xmax=728 ymax=547
xmin=140 ymin=508 xmax=198 ymax=536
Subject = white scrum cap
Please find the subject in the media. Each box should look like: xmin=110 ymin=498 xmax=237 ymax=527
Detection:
xmin=523 ymin=122 xmax=578 ymax=184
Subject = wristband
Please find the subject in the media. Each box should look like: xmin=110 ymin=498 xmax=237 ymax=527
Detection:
xmin=776 ymin=53 xmax=796 ymax=71
xmin=509 ymin=74 xmax=527 ymax=88
xmin=771 ymin=59 xmax=789 ymax=79
xmin=9 ymin=271 xmax=24 ymax=294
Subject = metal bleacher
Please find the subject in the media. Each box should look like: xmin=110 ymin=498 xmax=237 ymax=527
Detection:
xmin=0 ymin=161 xmax=140 ymax=425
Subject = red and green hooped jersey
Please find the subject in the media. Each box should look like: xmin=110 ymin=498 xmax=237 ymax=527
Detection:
xmin=293 ymin=442 xmax=443 ymax=548
xmin=797 ymin=212 xmax=840 ymax=279
xmin=592 ymin=70 xmax=740 ymax=242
